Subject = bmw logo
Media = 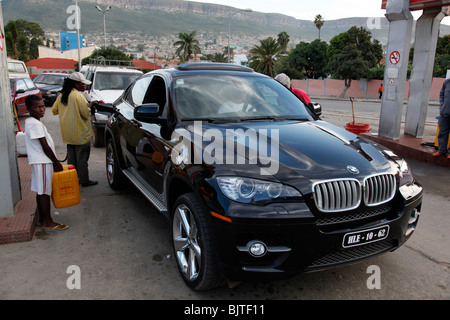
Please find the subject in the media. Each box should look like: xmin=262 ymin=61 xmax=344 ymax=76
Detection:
xmin=347 ymin=165 xmax=360 ymax=174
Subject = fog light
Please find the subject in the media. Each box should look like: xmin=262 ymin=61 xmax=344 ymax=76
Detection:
xmin=249 ymin=241 xmax=267 ymax=257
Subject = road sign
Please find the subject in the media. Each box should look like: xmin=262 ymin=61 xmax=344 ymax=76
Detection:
xmin=389 ymin=51 xmax=401 ymax=65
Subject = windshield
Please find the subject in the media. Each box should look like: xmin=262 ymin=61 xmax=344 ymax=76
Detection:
xmin=8 ymin=62 xmax=27 ymax=73
xmin=94 ymin=72 xmax=141 ymax=91
xmin=34 ymin=74 xmax=67 ymax=85
xmin=174 ymin=75 xmax=312 ymax=121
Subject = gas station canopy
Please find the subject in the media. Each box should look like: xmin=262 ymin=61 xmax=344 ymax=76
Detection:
xmin=382 ymin=0 xmax=450 ymax=11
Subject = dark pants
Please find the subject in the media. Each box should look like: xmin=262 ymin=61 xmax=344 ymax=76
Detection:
xmin=67 ymin=142 xmax=91 ymax=184
xmin=437 ymin=114 xmax=450 ymax=154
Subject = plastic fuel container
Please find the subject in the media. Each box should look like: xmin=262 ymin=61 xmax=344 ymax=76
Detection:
xmin=52 ymin=165 xmax=80 ymax=208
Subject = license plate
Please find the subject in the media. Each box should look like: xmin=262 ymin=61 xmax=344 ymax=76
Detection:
xmin=342 ymin=225 xmax=390 ymax=248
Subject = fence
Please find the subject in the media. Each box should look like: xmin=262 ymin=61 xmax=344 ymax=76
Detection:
xmin=291 ymin=77 xmax=446 ymax=101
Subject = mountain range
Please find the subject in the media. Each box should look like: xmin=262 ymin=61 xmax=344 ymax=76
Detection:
xmin=2 ymin=0 xmax=450 ymax=45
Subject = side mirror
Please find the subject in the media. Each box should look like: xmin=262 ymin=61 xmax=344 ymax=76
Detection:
xmin=16 ymin=89 xmax=26 ymax=94
xmin=308 ymin=102 xmax=322 ymax=117
xmin=134 ymin=103 xmax=166 ymax=124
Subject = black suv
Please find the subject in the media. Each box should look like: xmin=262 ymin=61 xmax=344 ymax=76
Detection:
xmin=97 ymin=63 xmax=423 ymax=291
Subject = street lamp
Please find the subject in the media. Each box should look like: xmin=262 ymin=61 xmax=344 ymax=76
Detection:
xmin=95 ymin=5 xmax=112 ymax=48
xmin=228 ymin=8 xmax=252 ymax=63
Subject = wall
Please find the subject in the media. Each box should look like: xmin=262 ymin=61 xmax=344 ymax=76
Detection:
xmin=291 ymin=77 xmax=446 ymax=100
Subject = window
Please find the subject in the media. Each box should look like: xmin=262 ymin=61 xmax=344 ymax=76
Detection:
xmin=8 ymin=62 xmax=26 ymax=73
xmin=24 ymin=78 xmax=37 ymax=90
xmin=16 ymin=80 xmax=27 ymax=92
xmin=129 ymin=76 xmax=152 ymax=106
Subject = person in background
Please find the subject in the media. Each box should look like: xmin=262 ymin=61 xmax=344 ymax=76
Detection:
xmin=52 ymin=72 xmax=99 ymax=186
xmin=433 ymin=78 xmax=450 ymax=159
xmin=25 ymin=95 xmax=68 ymax=232
xmin=378 ymin=83 xmax=383 ymax=99
xmin=275 ymin=73 xmax=311 ymax=105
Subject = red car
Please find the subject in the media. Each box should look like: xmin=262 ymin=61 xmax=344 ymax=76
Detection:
xmin=10 ymin=77 xmax=42 ymax=115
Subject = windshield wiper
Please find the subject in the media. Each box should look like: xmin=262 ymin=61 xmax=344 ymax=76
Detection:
xmin=240 ymin=116 xmax=310 ymax=122
xmin=180 ymin=117 xmax=241 ymax=123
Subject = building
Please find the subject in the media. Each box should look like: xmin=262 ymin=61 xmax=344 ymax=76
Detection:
xmin=26 ymin=58 xmax=77 ymax=78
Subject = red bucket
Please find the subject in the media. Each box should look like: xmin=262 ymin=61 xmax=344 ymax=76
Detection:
xmin=345 ymin=122 xmax=371 ymax=135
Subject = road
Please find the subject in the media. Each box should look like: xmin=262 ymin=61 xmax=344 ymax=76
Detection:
xmin=316 ymin=97 xmax=440 ymax=137
xmin=0 ymin=100 xmax=448 ymax=302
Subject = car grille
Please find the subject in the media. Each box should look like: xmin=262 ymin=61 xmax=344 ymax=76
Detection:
xmin=363 ymin=174 xmax=396 ymax=206
xmin=307 ymin=240 xmax=395 ymax=270
xmin=313 ymin=174 xmax=396 ymax=213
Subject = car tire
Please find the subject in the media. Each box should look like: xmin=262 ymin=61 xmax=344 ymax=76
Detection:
xmin=92 ymin=126 xmax=105 ymax=148
xmin=172 ymin=192 xmax=224 ymax=291
xmin=106 ymin=139 xmax=125 ymax=189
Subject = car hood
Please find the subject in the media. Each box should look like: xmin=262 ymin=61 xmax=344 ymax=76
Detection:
xmin=181 ymin=120 xmax=396 ymax=195
xmin=35 ymin=83 xmax=61 ymax=91
xmin=91 ymin=90 xmax=123 ymax=103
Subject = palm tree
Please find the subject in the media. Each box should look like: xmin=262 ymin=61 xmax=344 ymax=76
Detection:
xmin=173 ymin=31 xmax=201 ymax=62
xmin=314 ymin=14 xmax=325 ymax=40
xmin=248 ymin=37 xmax=284 ymax=77
xmin=277 ymin=31 xmax=290 ymax=52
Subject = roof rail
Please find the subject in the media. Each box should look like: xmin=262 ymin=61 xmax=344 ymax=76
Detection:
xmin=88 ymin=58 xmax=143 ymax=70
xmin=176 ymin=62 xmax=253 ymax=73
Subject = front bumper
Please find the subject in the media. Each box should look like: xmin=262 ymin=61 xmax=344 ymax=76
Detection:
xmin=209 ymin=184 xmax=423 ymax=280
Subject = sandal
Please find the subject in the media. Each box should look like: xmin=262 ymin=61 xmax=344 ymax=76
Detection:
xmin=44 ymin=224 xmax=69 ymax=232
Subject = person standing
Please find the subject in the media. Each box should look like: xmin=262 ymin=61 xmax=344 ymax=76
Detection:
xmin=275 ymin=73 xmax=311 ymax=105
xmin=25 ymin=95 xmax=68 ymax=231
xmin=433 ymin=78 xmax=450 ymax=159
xmin=52 ymin=72 xmax=99 ymax=186
xmin=378 ymin=83 xmax=383 ymax=99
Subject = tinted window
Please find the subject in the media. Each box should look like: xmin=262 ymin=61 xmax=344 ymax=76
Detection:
xmin=174 ymin=75 xmax=311 ymax=120
xmin=34 ymin=74 xmax=67 ymax=85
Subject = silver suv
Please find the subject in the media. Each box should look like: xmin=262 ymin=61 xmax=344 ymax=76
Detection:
xmin=81 ymin=65 xmax=142 ymax=147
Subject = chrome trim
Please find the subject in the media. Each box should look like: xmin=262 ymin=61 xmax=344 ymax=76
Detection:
xmin=312 ymin=173 xmax=396 ymax=213
xmin=363 ymin=173 xmax=396 ymax=206
xmin=313 ymin=178 xmax=361 ymax=212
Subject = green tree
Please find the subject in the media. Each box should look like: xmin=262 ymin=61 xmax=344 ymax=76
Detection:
xmin=277 ymin=31 xmax=290 ymax=52
xmin=287 ymin=39 xmax=329 ymax=79
xmin=327 ymin=26 xmax=383 ymax=97
xmin=81 ymin=47 xmax=132 ymax=68
xmin=5 ymin=19 xmax=45 ymax=61
xmin=434 ymin=35 xmax=450 ymax=77
xmin=248 ymin=37 xmax=284 ymax=77
xmin=173 ymin=31 xmax=201 ymax=62
xmin=314 ymin=14 xmax=325 ymax=40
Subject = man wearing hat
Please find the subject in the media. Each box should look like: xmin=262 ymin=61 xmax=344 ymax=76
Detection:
xmin=52 ymin=72 xmax=99 ymax=187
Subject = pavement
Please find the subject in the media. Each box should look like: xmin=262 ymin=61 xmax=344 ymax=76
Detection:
xmin=0 ymin=102 xmax=449 ymax=245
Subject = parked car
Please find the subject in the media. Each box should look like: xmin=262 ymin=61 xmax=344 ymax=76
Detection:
xmin=33 ymin=73 xmax=69 ymax=106
xmin=96 ymin=63 xmax=423 ymax=291
xmin=81 ymin=65 xmax=143 ymax=147
xmin=10 ymin=77 xmax=42 ymax=115
xmin=7 ymin=58 xmax=30 ymax=78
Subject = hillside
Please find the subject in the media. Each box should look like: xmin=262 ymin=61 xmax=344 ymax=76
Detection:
xmin=2 ymin=0 xmax=450 ymax=45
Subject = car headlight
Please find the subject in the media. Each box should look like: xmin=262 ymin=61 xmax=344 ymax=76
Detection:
xmin=398 ymin=159 xmax=413 ymax=186
xmin=217 ymin=176 xmax=302 ymax=204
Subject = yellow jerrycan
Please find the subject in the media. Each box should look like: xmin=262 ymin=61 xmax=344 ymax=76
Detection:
xmin=52 ymin=165 xmax=81 ymax=208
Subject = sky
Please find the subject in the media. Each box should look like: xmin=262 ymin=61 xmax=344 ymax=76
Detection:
xmin=187 ymin=0 xmax=450 ymax=24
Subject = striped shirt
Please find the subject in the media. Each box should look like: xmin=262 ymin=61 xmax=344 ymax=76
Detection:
xmin=52 ymin=89 xmax=93 ymax=145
